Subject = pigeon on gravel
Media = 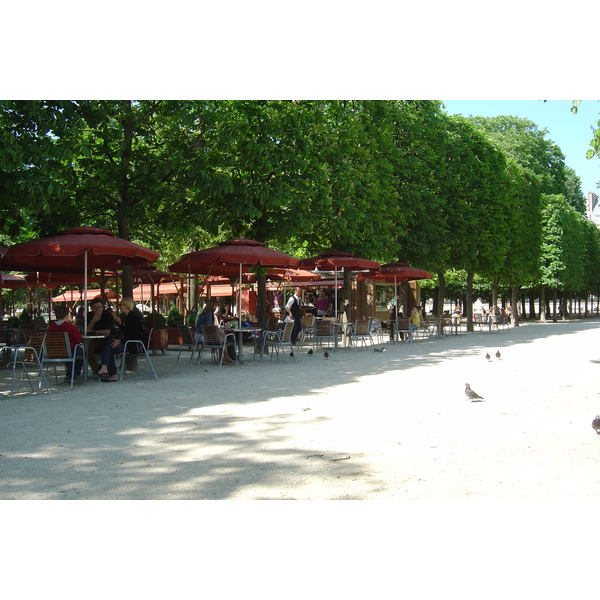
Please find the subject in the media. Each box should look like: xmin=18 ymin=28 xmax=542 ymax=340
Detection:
xmin=324 ymin=351 xmax=330 ymax=360
xmin=465 ymin=383 xmax=484 ymax=402
xmin=495 ymin=350 xmax=501 ymax=359
xmin=485 ymin=352 xmax=491 ymax=361
xmin=592 ymin=415 xmax=600 ymax=434
xmin=373 ymin=347 xmax=386 ymax=353
xmin=307 ymin=349 xmax=313 ymax=355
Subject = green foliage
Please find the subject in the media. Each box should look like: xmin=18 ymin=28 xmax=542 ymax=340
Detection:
xmin=143 ymin=312 xmax=166 ymax=329
xmin=167 ymin=306 xmax=184 ymax=327
xmin=539 ymin=194 xmax=586 ymax=291
xmin=572 ymin=100 xmax=600 ymax=161
xmin=1 ymin=100 xmax=598 ymax=311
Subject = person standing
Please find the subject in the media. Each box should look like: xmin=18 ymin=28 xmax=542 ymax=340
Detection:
xmin=285 ymin=286 xmax=303 ymax=344
xmin=388 ymin=294 xmax=402 ymax=341
xmin=315 ymin=290 xmax=329 ymax=317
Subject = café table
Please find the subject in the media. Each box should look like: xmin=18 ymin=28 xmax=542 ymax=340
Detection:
xmin=223 ymin=326 xmax=262 ymax=363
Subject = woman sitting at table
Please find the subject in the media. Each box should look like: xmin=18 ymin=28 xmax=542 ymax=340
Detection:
xmin=194 ymin=298 xmax=235 ymax=364
xmin=97 ymin=298 xmax=145 ymax=382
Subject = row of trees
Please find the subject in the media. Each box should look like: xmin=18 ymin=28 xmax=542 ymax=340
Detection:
xmin=0 ymin=100 xmax=596 ymax=327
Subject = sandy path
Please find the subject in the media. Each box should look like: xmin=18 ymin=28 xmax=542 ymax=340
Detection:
xmin=2 ymin=318 xmax=600 ymax=500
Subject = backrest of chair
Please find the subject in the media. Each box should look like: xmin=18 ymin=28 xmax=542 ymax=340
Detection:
xmin=315 ymin=320 xmax=333 ymax=336
xmin=301 ymin=314 xmax=314 ymax=329
xmin=22 ymin=332 xmax=45 ymax=363
xmin=202 ymin=325 xmax=223 ymax=347
xmin=280 ymin=320 xmax=295 ymax=342
xmin=43 ymin=331 xmax=72 ymax=359
xmin=354 ymin=319 xmax=369 ymax=335
xmin=178 ymin=324 xmax=194 ymax=345
xmin=265 ymin=316 xmax=279 ymax=332
xmin=397 ymin=318 xmax=410 ymax=330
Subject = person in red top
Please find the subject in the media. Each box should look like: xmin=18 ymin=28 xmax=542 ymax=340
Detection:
xmin=48 ymin=305 xmax=84 ymax=383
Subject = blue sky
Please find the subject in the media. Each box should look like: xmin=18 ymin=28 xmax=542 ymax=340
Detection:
xmin=442 ymin=100 xmax=600 ymax=197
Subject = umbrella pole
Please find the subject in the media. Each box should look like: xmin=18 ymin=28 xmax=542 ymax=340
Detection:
xmin=238 ymin=262 xmax=242 ymax=328
xmin=84 ymin=250 xmax=88 ymax=336
xmin=394 ymin=275 xmax=398 ymax=344
xmin=334 ymin=267 xmax=338 ymax=321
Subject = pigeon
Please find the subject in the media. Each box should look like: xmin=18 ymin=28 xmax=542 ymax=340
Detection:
xmin=485 ymin=352 xmax=491 ymax=361
xmin=373 ymin=347 xmax=386 ymax=353
xmin=495 ymin=350 xmax=501 ymax=359
xmin=307 ymin=349 xmax=313 ymax=355
xmin=465 ymin=383 xmax=484 ymax=402
xmin=592 ymin=415 xmax=600 ymax=435
xmin=324 ymin=351 xmax=329 ymax=360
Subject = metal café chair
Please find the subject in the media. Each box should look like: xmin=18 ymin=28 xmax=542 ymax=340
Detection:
xmin=175 ymin=324 xmax=202 ymax=365
xmin=198 ymin=325 xmax=237 ymax=368
xmin=42 ymin=331 xmax=86 ymax=389
xmin=351 ymin=319 xmax=373 ymax=351
xmin=118 ymin=332 xmax=159 ymax=381
xmin=6 ymin=331 xmax=49 ymax=397
xmin=260 ymin=320 xmax=297 ymax=364
xmin=313 ymin=319 xmax=337 ymax=353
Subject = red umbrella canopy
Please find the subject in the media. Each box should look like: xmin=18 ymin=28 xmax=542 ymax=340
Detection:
xmin=297 ymin=251 xmax=379 ymax=272
xmin=380 ymin=262 xmax=433 ymax=281
xmin=169 ymin=238 xmax=300 ymax=274
xmin=52 ymin=289 xmax=117 ymax=303
xmin=0 ymin=273 xmax=28 ymax=289
xmin=1 ymin=226 xmax=159 ymax=271
xmin=24 ymin=271 xmax=102 ymax=288
xmin=357 ymin=262 xmax=433 ymax=282
xmin=133 ymin=266 xmax=180 ymax=284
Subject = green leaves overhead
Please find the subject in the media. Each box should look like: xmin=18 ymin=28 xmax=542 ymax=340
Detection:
xmin=1 ymin=99 xmax=598 ymax=305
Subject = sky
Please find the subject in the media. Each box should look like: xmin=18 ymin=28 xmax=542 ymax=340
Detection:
xmin=442 ymin=100 xmax=600 ymax=197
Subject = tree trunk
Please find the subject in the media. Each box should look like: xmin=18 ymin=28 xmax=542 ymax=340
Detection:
xmin=116 ymin=101 xmax=134 ymax=299
xmin=539 ymin=286 xmax=547 ymax=323
xmin=528 ymin=294 xmax=536 ymax=320
xmin=466 ymin=271 xmax=474 ymax=332
xmin=256 ymin=273 xmax=267 ymax=328
xmin=436 ymin=270 xmax=446 ymax=318
xmin=511 ymin=286 xmax=519 ymax=326
xmin=552 ymin=289 xmax=558 ymax=322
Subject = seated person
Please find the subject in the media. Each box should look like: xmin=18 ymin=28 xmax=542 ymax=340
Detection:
xmin=407 ymin=306 xmax=421 ymax=341
xmin=194 ymin=298 xmax=235 ymax=364
xmin=97 ymin=298 xmax=145 ymax=382
xmin=87 ymin=297 xmax=116 ymax=374
xmin=48 ymin=305 xmax=84 ymax=383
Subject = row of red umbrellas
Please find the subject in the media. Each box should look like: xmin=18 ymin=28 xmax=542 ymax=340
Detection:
xmin=1 ymin=229 xmax=433 ymax=328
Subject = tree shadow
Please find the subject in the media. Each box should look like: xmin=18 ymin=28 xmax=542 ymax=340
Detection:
xmin=0 ymin=318 xmax=598 ymax=499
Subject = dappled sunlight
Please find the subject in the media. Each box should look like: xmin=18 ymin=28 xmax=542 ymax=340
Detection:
xmin=2 ymin=319 xmax=600 ymax=499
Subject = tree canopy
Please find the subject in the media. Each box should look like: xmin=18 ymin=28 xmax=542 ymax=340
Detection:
xmin=1 ymin=100 xmax=598 ymax=318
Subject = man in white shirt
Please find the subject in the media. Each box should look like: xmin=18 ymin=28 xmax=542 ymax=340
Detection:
xmin=285 ymin=287 xmax=303 ymax=343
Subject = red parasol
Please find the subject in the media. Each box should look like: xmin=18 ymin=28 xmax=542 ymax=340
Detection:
xmin=169 ymin=238 xmax=300 ymax=326
xmin=24 ymin=272 xmax=102 ymax=288
xmin=297 ymin=251 xmax=380 ymax=320
xmin=1 ymin=226 xmax=159 ymax=334
xmin=0 ymin=273 xmax=28 ymax=289
xmin=52 ymin=289 xmax=117 ymax=303
xmin=356 ymin=262 xmax=433 ymax=283
xmin=1 ymin=226 xmax=159 ymax=271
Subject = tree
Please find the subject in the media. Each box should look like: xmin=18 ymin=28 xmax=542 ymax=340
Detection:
xmin=438 ymin=116 xmax=511 ymax=328
xmin=539 ymin=194 xmax=586 ymax=320
xmin=0 ymin=100 xmax=213 ymax=295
